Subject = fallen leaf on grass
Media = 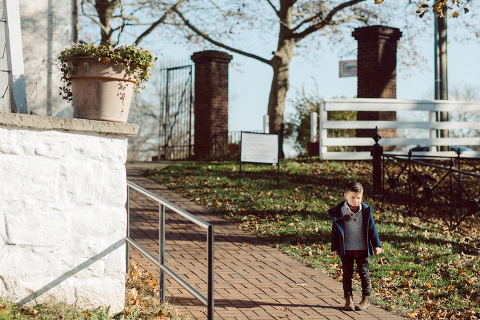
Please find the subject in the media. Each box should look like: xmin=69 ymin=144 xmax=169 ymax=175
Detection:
xmin=407 ymin=310 xmax=418 ymax=317
xmin=127 ymin=288 xmax=138 ymax=300
xmin=19 ymin=306 xmax=38 ymax=315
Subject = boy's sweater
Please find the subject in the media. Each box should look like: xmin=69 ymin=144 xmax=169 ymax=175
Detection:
xmin=329 ymin=201 xmax=381 ymax=257
xmin=341 ymin=203 xmax=367 ymax=251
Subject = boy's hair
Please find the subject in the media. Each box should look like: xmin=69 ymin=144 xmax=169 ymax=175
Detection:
xmin=345 ymin=180 xmax=363 ymax=194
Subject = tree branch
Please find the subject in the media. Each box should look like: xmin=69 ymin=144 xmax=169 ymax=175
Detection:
xmin=80 ymin=0 xmax=110 ymax=36
xmin=134 ymin=0 xmax=189 ymax=46
xmin=292 ymin=0 xmax=366 ymax=41
xmin=174 ymin=9 xmax=272 ymax=65
xmin=292 ymin=8 xmax=324 ymax=32
xmin=330 ymin=14 xmax=368 ymax=25
xmin=207 ymin=0 xmax=227 ymax=14
xmin=265 ymin=0 xmax=280 ymax=17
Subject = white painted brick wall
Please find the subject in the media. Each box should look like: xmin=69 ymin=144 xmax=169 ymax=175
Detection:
xmin=0 ymin=115 xmax=135 ymax=313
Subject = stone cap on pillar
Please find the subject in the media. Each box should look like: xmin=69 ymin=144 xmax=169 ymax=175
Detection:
xmin=352 ymin=25 xmax=402 ymax=42
xmin=191 ymin=50 xmax=233 ymax=64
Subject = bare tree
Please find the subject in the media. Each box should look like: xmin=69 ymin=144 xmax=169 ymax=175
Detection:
xmin=449 ymin=85 xmax=480 ymax=140
xmin=79 ymin=0 xmax=189 ymax=46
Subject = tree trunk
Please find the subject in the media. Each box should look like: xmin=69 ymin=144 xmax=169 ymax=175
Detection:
xmin=94 ymin=0 xmax=119 ymax=45
xmin=267 ymin=0 xmax=296 ymax=157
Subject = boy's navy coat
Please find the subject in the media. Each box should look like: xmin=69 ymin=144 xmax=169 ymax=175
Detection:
xmin=329 ymin=201 xmax=381 ymax=257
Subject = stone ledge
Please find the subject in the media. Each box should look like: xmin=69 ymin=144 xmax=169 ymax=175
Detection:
xmin=0 ymin=113 xmax=138 ymax=136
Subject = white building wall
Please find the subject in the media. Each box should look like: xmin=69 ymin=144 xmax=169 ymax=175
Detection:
xmin=0 ymin=113 xmax=138 ymax=312
xmin=0 ymin=0 xmax=72 ymax=115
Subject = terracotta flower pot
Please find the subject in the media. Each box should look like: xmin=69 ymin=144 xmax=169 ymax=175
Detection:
xmin=68 ymin=57 xmax=136 ymax=122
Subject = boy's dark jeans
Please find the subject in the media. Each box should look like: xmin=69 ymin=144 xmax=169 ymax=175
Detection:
xmin=341 ymin=250 xmax=371 ymax=297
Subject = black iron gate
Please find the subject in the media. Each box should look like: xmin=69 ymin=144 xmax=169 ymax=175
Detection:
xmin=158 ymin=61 xmax=194 ymax=160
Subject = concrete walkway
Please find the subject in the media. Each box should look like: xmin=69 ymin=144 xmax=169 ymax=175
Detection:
xmin=126 ymin=162 xmax=404 ymax=320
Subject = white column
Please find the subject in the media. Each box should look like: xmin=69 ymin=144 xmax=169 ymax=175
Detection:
xmin=4 ymin=0 xmax=27 ymax=113
xmin=263 ymin=115 xmax=269 ymax=133
xmin=310 ymin=112 xmax=317 ymax=142
xmin=319 ymin=100 xmax=328 ymax=160
xmin=429 ymin=109 xmax=437 ymax=152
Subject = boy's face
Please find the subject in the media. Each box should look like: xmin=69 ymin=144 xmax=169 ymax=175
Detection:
xmin=344 ymin=191 xmax=363 ymax=208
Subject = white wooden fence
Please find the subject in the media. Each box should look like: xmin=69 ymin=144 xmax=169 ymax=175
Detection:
xmin=317 ymin=98 xmax=480 ymax=160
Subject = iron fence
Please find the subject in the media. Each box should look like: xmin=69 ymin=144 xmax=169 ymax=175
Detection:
xmin=125 ymin=181 xmax=214 ymax=320
xmin=380 ymin=152 xmax=480 ymax=231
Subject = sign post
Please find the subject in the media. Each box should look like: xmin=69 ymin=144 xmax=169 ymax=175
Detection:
xmin=239 ymin=132 xmax=280 ymax=185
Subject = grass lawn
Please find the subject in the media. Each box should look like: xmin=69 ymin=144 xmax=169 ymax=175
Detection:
xmin=143 ymin=159 xmax=480 ymax=320
xmin=0 ymin=260 xmax=186 ymax=320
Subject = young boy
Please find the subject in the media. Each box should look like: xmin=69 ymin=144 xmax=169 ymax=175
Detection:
xmin=329 ymin=180 xmax=382 ymax=311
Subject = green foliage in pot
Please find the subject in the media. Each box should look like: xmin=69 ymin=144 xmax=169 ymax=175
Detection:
xmin=58 ymin=43 xmax=157 ymax=102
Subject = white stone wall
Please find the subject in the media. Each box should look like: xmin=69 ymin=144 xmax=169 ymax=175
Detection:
xmin=0 ymin=114 xmax=137 ymax=313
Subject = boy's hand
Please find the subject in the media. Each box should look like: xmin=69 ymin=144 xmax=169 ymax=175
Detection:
xmin=374 ymin=247 xmax=382 ymax=255
xmin=332 ymin=251 xmax=339 ymax=256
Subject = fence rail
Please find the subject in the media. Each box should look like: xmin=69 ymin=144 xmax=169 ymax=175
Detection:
xmin=126 ymin=181 xmax=214 ymax=319
xmin=318 ymin=98 xmax=480 ymax=160
xmin=378 ymin=152 xmax=480 ymax=231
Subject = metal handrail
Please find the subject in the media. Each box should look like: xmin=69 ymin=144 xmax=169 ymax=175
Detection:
xmin=125 ymin=180 xmax=214 ymax=320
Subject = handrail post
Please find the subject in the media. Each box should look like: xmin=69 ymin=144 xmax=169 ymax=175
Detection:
xmin=207 ymin=224 xmax=214 ymax=320
xmin=126 ymin=186 xmax=130 ymax=274
xmin=159 ymin=204 xmax=166 ymax=305
xmin=371 ymin=127 xmax=383 ymax=200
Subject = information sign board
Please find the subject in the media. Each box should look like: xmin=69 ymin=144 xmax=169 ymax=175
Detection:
xmin=240 ymin=132 xmax=279 ymax=164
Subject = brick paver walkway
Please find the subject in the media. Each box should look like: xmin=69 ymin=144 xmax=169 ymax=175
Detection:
xmin=126 ymin=163 xmax=404 ymax=320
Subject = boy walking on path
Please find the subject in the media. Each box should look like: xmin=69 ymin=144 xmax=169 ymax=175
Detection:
xmin=329 ymin=181 xmax=382 ymax=311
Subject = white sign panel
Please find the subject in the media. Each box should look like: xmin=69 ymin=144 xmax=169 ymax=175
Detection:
xmin=339 ymin=60 xmax=357 ymax=78
xmin=240 ymin=132 xmax=279 ymax=164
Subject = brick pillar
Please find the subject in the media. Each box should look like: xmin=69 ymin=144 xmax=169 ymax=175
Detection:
xmin=191 ymin=50 xmax=233 ymax=159
xmin=353 ymin=26 xmax=402 ymax=149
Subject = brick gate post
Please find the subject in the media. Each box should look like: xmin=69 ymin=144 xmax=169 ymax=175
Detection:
xmin=353 ymin=26 xmax=402 ymax=149
xmin=191 ymin=50 xmax=233 ymax=159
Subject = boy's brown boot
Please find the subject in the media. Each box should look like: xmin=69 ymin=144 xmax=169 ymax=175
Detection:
xmin=344 ymin=295 xmax=355 ymax=311
xmin=355 ymin=295 xmax=370 ymax=311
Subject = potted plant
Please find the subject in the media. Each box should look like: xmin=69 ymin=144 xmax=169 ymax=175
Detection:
xmin=58 ymin=43 xmax=157 ymax=123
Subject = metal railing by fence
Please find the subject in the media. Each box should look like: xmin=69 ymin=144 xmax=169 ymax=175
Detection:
xmin=125 ymin=181 xmax=214 ymax=320
xmin=373 ymin=144 xmax=480 ymax=232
